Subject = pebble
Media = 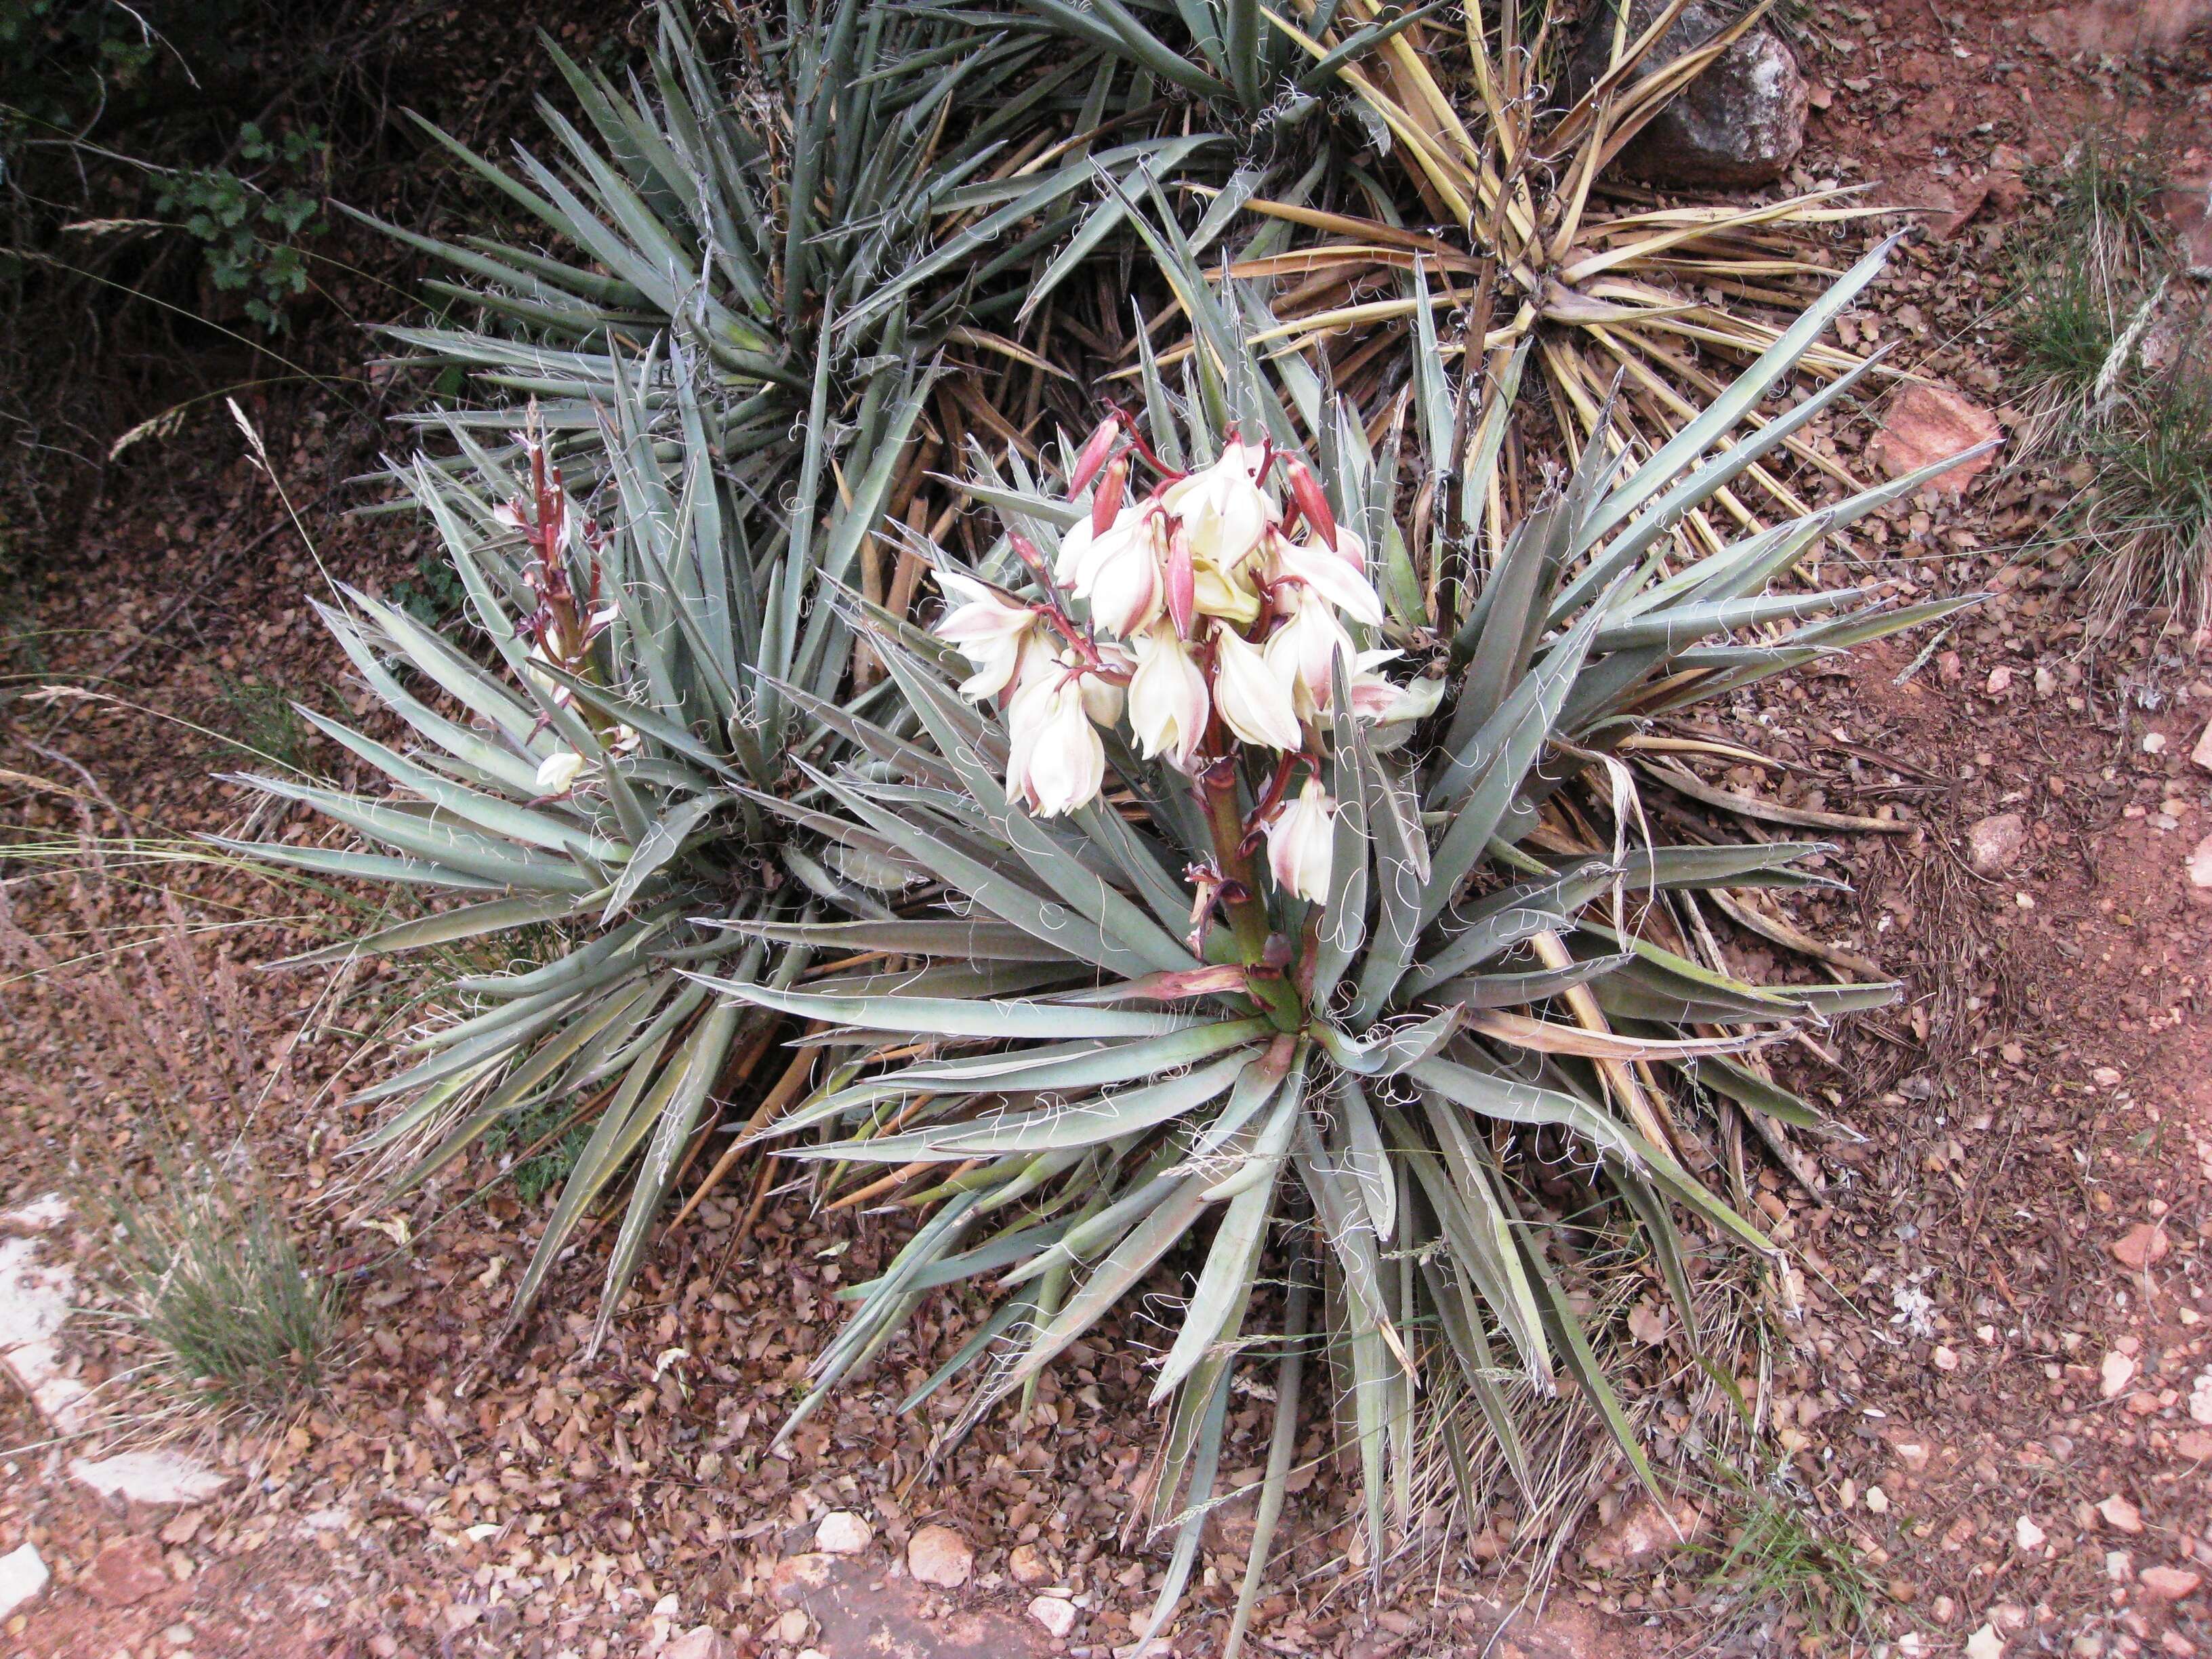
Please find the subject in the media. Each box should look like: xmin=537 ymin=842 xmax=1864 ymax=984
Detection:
xmin=1967 ymin=1624 xmax=2005 ymax=1659
xmin=813 ymin=1511 xmax=871 ymax=1555
xmin=85 ymin=1535 xmax=169 ymax=1608
xmin=2139 ymin=1566 xmax=2203 ymax=1602
xmin=1967 ymin=812 xmax=2027 ymax=873
xmin=2188 ymin=833 xmax=2212 ymax=890
xmin=2113 ymin=1224 xmax=2171 ymax=1271
xmin=1028 ymin=1594 xmax=1078 ymax=1639
xmin=906 ymin=1523 xmax=973 ymax=1589
xmin=2102 ymin=1351 xmax=2139 ymax=1399
xmin=2015 ymin=1516 xmax=2046 ymax=1551
xmin=1008 ymin=1543 xmax=1052 ymax=1585
xmin=1865 ymin=1486 xmax=1890 ymax=1515
xmin=2099 ymin=1494 xmax=2146 ymax=1535
xmin=775 ymin=1609 xmax=811 ymax=1645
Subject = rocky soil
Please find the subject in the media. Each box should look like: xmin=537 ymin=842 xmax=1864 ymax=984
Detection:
xmin=4 ymin=3 xmax=2212 ymax=1658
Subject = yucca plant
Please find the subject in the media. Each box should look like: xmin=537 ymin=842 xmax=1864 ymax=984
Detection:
xmin=696 ymin=240 xmax=1977 ymax=1652
xmin=364 ymin=0 xmax=1265 ymax=484
xmin=216 ymin=346 xmax=941 ymax=1342
xmin=1244 ymin=0 xmax=1887 ymax=537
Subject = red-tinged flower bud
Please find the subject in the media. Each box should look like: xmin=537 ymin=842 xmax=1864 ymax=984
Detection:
xmin=1090 ymin=455 xmax=1126 ymax=536
xmin=1165 ymin=523 xmax=1197 ymax=638
xmin=1284 ymin=458 xmax=1338 ymax=550
xmin=1067 ymin=412 xmax=1122 ymax=495
xmin=1008 ymin=532 xmax=1050 ymax=580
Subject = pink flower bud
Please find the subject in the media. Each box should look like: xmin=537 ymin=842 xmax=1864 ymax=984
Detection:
xmin=1067 ymin=411 xmax=1122 ymax=495
xmin=1283 ymin=458 xmax=1338 ymax=550
xmin=1164 ymin=523 xmax=1196 ymax=638
xmin=1090 ymin=456 xmax=1127 ymax=536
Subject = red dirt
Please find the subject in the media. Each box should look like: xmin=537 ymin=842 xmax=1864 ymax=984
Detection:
xmin=7 ymin=3 xmax=2212 ymax=1658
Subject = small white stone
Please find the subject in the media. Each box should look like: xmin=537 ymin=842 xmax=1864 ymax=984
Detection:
xmin=1966 ymin=1624 xmax=2004 ymax=1659
xmin=1864 ymin=1486 xmax=1889 ymax=1515
xmin=1028 ymin=1594 xmax=1078 ymax=1639
xmin=70 ymin=1452 xmax=231 ymax=1506
xmin=775 ymin=1608 xmax=811 ymax=1644
xmin=0 ymin=1542 xmax=46 ymax=1618
xmin=2146 ymin=732 xmax=2169 ymax=754
xmin=2100 ymin=1351 xmax=2137 ymax=1399
xmin=2015 ymin=1515 xmax=2046 ymax=1551
xmin=814 ymin=1511 xmax=871 ymax=1555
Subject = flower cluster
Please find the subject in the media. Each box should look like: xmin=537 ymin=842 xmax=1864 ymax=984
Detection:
xmin=935 ymin=416 xmax=1439 ymax=911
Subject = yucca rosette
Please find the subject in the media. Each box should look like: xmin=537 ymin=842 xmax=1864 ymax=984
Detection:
xmin=697 ymin=251 xmax=1982 ymax=1656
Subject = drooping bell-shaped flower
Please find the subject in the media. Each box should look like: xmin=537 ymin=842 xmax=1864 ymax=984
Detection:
xmin=1347 ymin=649 xmax=1445 ymax=750
xmin=1264 ymin=777 xmax=1336 ymax=903
xmin=935 ymin=569 xmax=1040 ymax=701
xmin=1262 ymin=590 xmax=1358 ymax=724
xmin=1078 ymin=644 xmax=1132 ymax=729
xmin=1067 ymin=508 xmax=1166 ymax=638
xmin=1005 ymin=668 xmax=1105 ymax=817
xmin=1162 ymin=441 xmax=1273 ymax=573
xmin=534 ymin=749 xmax=586 ymax=796
xmin=1210 ymin=621 xmax=1303 ymax=752
xmin=1269 ymin=527 xmax=1384 ymax=629
xmin=1128 ymin=621 xmax=1210 ymax=771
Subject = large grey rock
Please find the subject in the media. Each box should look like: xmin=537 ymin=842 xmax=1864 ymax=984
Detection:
xmin=1571 ymin=0 xmax=1808 ymax=188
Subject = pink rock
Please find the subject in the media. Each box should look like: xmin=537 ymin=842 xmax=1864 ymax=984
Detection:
xmin=2098 ymin=1494 xmax=2146 ymax=1534
xmin=2139 ymin=1565 xmax=2203 ymax=1601
xmin=0 ymin=1544 xmax=47 ymax=1620
xmin=906 ymin=1523 xmax=973 ymax=1589
xmin=1579 ymin=1496 xmax=1707 ymax=1572
xmin=1868 ymin=385 xmax=2002 ymax=494
xmin=85 ymin=1536 xmax=168 ymax=1608
xmin=2028 ymin=0 xmax=2212 ymax=56
xmin=1967 ymin=812 xmax=2028 ymax=874
xmin=2189 ymin=834 xmax=2212 ymax=890
xmin=2112 ymin=1223 xmax=2171 ymax=1271
xmin=813 ymin=1511 xmax=871 ymax=1555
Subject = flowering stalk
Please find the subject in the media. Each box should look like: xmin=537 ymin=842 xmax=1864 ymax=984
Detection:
xmin=933 ymin=419 xmax=1441 ymax=1029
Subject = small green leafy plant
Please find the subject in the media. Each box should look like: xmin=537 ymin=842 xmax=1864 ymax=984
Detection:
xmin=154 ymin=123 xmax=326 ymax=333
xmin=1700 ymin=1472 xmax=1885 ymax=1646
